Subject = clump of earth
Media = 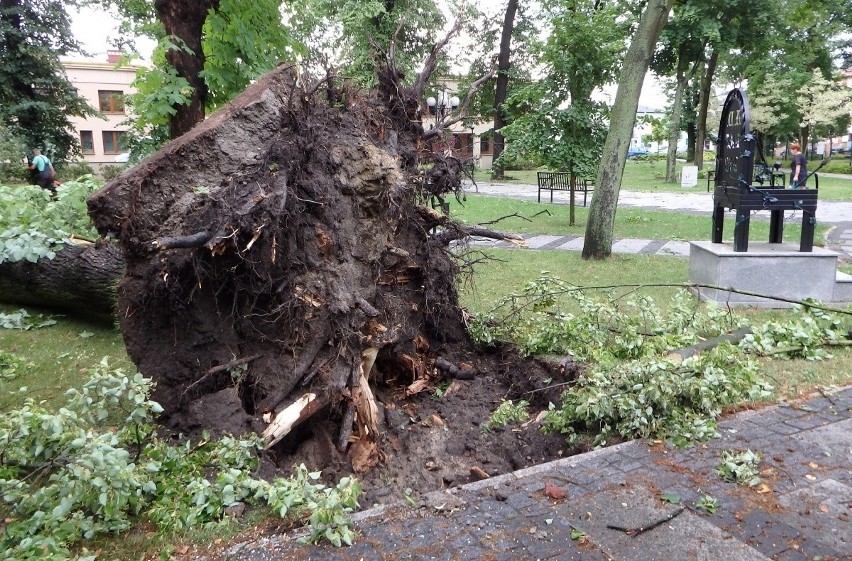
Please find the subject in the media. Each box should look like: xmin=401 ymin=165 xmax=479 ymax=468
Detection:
xmin=86 ymin=63 xmax=585 ymax=505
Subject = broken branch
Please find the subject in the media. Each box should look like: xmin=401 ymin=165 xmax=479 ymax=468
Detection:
xmin=262 ymin=392 xmax=324 ymax=449
xmin=434 ymin=225 xmax=526 ymax=246
xmin=151 ymin=230 xmax=212 ymax=250
xmin=607 ymin=507 xmax=685 ymax=537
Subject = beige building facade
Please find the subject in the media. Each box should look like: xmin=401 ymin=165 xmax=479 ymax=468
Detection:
xmin=63 ymin=54 xmax=138 ymax=166
xmin=426 ymin=78 xmax=495 ymax=170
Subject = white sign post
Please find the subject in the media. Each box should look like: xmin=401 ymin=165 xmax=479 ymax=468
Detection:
xmin=681 ymin=165 xmax=698 ymax=188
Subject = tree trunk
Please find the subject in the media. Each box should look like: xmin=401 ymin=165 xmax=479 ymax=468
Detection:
xmin=491 ymin=0 xmax=519 ymax=180
xmin=686 ymin=120 xmax=696 ymax=162
xmin=581 ymin=0 xmax=671 ymax=259
xmin=154 ymin=0 xmax=218 ymax=139
xmin=694 ymin=49 xmax=718 ymax=170
xmin=0 ymin=243 xmax=123 ymax=323
xmin=665 ymin=46 xmax=687 ymax=183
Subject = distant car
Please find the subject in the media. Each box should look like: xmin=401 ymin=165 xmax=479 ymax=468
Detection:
xmin=627 ymin=148 xmax=649 ymax=158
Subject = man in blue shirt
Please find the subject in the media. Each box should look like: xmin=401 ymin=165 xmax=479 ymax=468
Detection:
xmin=28 ymin=149 xmax=56 ymax=193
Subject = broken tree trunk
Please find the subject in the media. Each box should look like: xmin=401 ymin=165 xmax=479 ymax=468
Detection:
xmin=86 ymin=63 xmax=489 ymax=470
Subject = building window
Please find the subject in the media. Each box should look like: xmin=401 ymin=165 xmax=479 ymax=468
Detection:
xmin=80 ymin=131 xmax=95 ymax=154
xmin=102 ymin=131 xmax=127 ymax=154
xmin=480 ymin=137 xmax=492 ymax=155
xmin=98 ymin=90 xmax=125 ymax=113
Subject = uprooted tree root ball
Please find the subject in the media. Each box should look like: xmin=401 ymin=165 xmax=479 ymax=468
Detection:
xmin=87 ymin=63 xmax=565 ymax=495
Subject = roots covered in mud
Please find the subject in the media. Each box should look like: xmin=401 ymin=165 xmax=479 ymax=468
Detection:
xmin=87 ymin=64 xmax=531 ymax=480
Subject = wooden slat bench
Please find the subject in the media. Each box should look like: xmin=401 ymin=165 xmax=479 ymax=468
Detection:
xmin=536 ymin=171 xmax=593 ymax=206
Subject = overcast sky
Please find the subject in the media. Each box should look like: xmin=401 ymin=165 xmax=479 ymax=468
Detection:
xmin=68 ymin=5 xmax=154 ymax=63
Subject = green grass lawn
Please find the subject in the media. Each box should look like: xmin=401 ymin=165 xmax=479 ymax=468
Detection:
xmin=451 ymin=194 xmax=831 ymax=245
xmin=459 ymin=249 xmax=689 ymax=314
xmin=474 ymin=158 xmax=852 ymax=201
xmin=0 ymin=304 xmax=133 ymax=411
xmin=459 ymin=248 xmax=852 ymax=400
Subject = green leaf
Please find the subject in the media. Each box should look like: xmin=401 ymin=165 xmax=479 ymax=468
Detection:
xmin=660 ymin=492 xmax=681 ymax=504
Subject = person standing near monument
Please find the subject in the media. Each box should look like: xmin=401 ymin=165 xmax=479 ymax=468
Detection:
xmin=790 ymin=143 xmax=807 ymax=188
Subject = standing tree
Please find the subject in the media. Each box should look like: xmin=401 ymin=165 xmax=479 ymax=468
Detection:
xmin=799 ymin=70 xmax=852 ymax=151
xmin=738 ymin=0 xmax=851 ymax=151
xmin=490 ymin=0 xmax=519 ymax=180
xmin=582 ymin=0 xmax=672 ymax=259
xmin=94 ymin=0 xmax=297 ymax=140
xmin=651 ymin=0 xmax=715 ymax=183
xmin=153 ymin=0 xmax=215 ymax=138
xmin=0 ymin=0 xmax=97 ymax=161
xmin=291 ymin=0 xmax=445 ymax=88
xmin=500 ymin=0 xmax=626 ymax=211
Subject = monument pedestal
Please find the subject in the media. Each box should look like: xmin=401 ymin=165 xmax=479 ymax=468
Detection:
xmin=688 ymin=241 xmax=843 ymax=307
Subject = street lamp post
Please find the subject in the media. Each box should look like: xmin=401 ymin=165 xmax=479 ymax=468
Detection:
xmin=425 ymin=91 xmax=460 ymax=130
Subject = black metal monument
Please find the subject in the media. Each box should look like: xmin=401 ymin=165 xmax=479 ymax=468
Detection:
xmin=711 ymin=89 xmax=818 ymax=252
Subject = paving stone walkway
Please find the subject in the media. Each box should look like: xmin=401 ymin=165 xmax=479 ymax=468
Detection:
xmin=203 ymin=387 xmax=851 ymax=561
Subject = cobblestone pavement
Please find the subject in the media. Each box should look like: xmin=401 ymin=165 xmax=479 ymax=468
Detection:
xmin=204 ymin=387 xmax=851 ymax=561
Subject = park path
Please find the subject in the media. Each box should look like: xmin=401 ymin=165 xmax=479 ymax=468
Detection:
xmin=461 ymin=180 xmax=852 ymax=260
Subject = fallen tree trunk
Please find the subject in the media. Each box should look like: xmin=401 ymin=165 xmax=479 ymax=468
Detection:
xmin=0 ymin=242 xmax=123 ymax=323
xmin=85 ymin=62 xmax=495 ymax=472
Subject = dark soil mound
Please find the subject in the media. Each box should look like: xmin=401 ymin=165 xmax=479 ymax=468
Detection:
xmin=87 ymin=63 xmax=573 ymax=499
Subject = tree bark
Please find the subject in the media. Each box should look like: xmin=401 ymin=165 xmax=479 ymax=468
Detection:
xmin=665 ymin=45 xmax=688 ymax=183
xmin=154 ymin=0 xmax=219 ymax=139
xmin=694 ymin=49 xmax=718 ymax=170
xmin=491 ymin=0 xmax=519 ymax=180
xmin=0 ymin=243 xmax=123 ymax=323
xmin=581 ymin=0 xmax=671 ymax=259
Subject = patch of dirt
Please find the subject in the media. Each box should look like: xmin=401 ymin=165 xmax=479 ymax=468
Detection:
xmin=85 ymin=63 xmax=586 ymax=504
xmin=263 ymin=346 xmax=584 ymax=503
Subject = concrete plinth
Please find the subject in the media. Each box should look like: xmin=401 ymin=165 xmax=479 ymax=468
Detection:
xmin=688 ymin=241 xmax=843 ymax=307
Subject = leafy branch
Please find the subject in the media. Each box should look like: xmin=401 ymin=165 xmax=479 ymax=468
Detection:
xmin=0 ymin=362 xmax=362 ymax=558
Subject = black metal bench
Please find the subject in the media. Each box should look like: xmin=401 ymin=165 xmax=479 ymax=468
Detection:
xmin=536 ymin=171 xmax=593 ymax=206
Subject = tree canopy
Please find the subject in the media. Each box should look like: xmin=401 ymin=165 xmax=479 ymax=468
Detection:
xmin=0 ymin=0 xmax=97 ymax=161
xmin=499 ymin=0 xmax=628 ymax=181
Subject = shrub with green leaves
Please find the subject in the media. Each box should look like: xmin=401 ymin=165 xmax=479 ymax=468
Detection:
xmin=542 ymin=343 xmax=772 ymax=447
xmin=0 ymin=360 xmax=362 ymax=559
xmin=470 ymin=274 xmax=743 ymax=363
xmin=739 ymin=306 xmax=848 ymax=360
xmin=0 ymin=350 xmax=30 ymax=380
xmin=482 ymin=399 xmax=530 ymax=432
xmin=0 ymin=178 xmax=102 ymax=263
xmin=469 ymin=274 xmax=849 ymax=448
xmin=0 ymin=308 xmax=57 ymax=330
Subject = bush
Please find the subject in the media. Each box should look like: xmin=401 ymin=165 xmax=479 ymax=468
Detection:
xmin=819 ymin=158 xmax=852 ymax=175
xmin=0 ymin=124 xmax=29 ymax=183
xmin=100 ymin=164 xmax=127 ymax=182
xmin=495 ymin=150 xmax=544 ymax=171
xmin=57 ymin=161 xmax=95 ymax=181
xmin=0 ymin=363 xmax=363 ymax=558
xmin=0 ymin=178 xmax=102 ymax=263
